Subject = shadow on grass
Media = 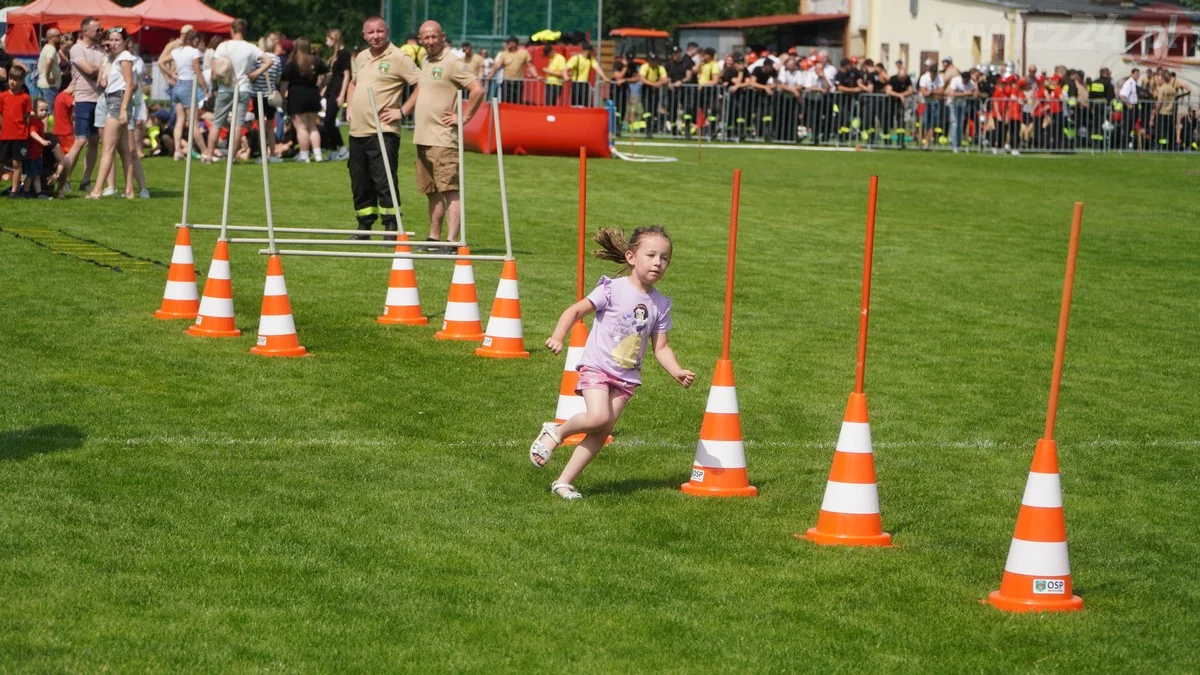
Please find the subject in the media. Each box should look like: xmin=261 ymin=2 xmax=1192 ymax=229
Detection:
xmin=590 ymin=476 xmax=686 ymax=495
xmin=0 ymin=424 xmax=85 ymax=462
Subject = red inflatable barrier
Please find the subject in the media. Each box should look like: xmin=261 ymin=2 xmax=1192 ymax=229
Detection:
xmin=463 ymin=103 xmax=611 ymax=159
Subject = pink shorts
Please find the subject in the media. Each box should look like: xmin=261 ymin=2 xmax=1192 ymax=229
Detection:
xmin=575 ymin=365 xmax=637 ymax=403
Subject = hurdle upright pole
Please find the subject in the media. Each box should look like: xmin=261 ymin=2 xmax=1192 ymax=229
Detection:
xmin=578 ymin=146 xmax=587 ymax=301
xmin=854 ymin=175 xmax=879 ymax=395
xmin=255 ymin=92 xmax=278 ymax=254
xmin=457 ymin=91 xmax=467 ymax=246
xmin=1045 ymin=202 xmax=1084 ymax=441
xmin=721 ymin=169 xmax=742 ymax=362
xmin=368 ymin=87 xmax=405 ymax=237
xmin=492 ymin=98 xmax=514 ymax=259
xmin=218 ymin=84 xmax=241 ymax=242
xmin=179 ymin=77 xmax=199 ymax=228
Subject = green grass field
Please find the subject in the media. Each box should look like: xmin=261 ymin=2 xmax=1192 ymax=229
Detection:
xmin=2 ymin=145 xmax=1198 ymax=671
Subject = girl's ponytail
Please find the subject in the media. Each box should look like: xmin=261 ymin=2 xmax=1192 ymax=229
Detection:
xmin=592 ymin=225 xmax=672 ymax=273
xmin=592 ymin=227 xmax=630 ymax=265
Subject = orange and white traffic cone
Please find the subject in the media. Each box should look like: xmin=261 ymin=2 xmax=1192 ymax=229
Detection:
xmin=154 ymin=227 xmax=200 ymax=320
xmin=987 ymin=438 xmax=1082 ymax=612
xmin=476 ymin=258 xmax=529 ymax=358
xmin=681 ymin=358 xmax=757 ymax=497
xmin=434 ymin=247 xmax=484 ymax=341
xmin=250 ymin=255 xmax=307 ymax=357
xmin=185 ymin=239 xmax=241 ymax=338
xmin=377 ymin=233 xmax=428 ymax=326
xmin=803 ymin=392 xmax=891 ymax=546
xmin=552 ymin=321 xmax=593 ymax=446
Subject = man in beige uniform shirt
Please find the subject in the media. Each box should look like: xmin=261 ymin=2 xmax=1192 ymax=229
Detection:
xmin=411 ymin=20 xmax=484 ymax=242
xmin=345 ymin=16 xmax=419 ymax=239
xmin=487 ymin=35 xmax=536 ymax=104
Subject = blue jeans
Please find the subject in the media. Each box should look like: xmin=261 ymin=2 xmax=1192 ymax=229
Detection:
xmin=949 ymin=102 xmax=966 ymax=148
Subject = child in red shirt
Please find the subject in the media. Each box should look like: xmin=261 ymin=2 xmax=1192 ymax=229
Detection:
xmin=53 ymin=81 xmax=76 ymax=153
xmin=0 ymin=63 xmax=33 ymax=197
xmin=24 ymin=98 xmax=53 ymax=198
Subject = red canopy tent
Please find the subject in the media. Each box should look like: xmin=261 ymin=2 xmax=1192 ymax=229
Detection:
xmin=128 ymin=0 xmax=233 ymax=34
xmin=4 ymin=0 xmax=142 ymax=55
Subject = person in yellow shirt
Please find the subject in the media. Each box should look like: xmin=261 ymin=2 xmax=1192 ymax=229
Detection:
xmin=564 ymin=43 xmax=610 ymax=107
xmin=639 ymin=53 xmax=668 ymax=136
xmin=398 ymin=35 xmax=427 ymax=66
xmin=541 ymin=42 xmax=566 ymax=105
xmin=696 ymin=47 xmax=721 ymax=137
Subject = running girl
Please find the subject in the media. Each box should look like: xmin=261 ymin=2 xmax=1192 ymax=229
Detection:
xmin=530 ymin=225 xmax=695 ymax=500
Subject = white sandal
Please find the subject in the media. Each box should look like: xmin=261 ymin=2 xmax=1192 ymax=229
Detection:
xmin=550 ymin=482 xmax=582 ymax=500
xmin=529 ymin=422 xmax=561 ymax=468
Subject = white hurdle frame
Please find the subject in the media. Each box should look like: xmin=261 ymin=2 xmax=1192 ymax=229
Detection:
xmin=255 ymin=92 xmax=278 ymax=254
xmin=179 ymin=78 xmax=199 ymax=228
xmin=256 ymin=94 xmax=513 ymax=263
xmin=217 ymin=85 xmax=242 ymax=242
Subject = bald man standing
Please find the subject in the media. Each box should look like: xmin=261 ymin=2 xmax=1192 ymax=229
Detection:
xmin=345 ymin=16 xmax=420 ymax=239
xmin=37 ymin=28 xmax=62 ymax=111
xmin=410 ymin=20 xmax=484 ymax=242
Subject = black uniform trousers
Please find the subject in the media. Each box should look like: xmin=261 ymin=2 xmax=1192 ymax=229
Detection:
xmin=348 ymin=133 xmax=401 ymax=232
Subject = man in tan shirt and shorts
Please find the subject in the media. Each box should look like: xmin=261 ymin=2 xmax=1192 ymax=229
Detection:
xmin=345 ymin=16 xmax=419 ymax=239
xmin=487 ymin=35 xmax=536 ymax=104
xmin=411 ymin=21 xmax=485 ymax=242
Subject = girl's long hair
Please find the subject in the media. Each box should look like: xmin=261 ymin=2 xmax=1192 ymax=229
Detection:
xmin=326 ymin=29 xmax=343 ymax=69
xmin=293 ymin=36 xmax=316 ymax=78
xmin=592 ymin=225 xmax=672 ymax=273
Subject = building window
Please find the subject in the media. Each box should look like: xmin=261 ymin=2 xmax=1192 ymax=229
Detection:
xmin=920 ymin=50 xmax=939 ymax=69
xmin=910 ymin=0 xmax=918 ymax=17
xmin=899 ymin=43 xmax=910 ymax=71
xmin=992 ymin=34 xmax=1005 ymax=62
xmin=881 ymin=43 xmax=890 ymax=66
xmin=972 ymin=36 xmax=982 ymax=65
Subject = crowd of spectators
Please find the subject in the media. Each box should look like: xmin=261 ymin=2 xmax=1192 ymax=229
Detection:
xmin=455 ymin=35 xmax=1197 ymax=153
xmin=0 ymin=18 xmax=360 ymax=199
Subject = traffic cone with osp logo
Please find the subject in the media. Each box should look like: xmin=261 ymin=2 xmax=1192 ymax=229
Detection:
xmin=185 ymin=239 xmax=241 ymax=337
xmin=435 ymin=247 xmax=485 ymax=341
xmin=681 ymin=358 xmax=757 ymax=497
xmin=803 ymin=392 xmax=891 ymax=546
xmin=154 ymin=227 xmax=200 ymax=320
xmin=250 ymin=255 xmax=308 ymax=357
xmin=377 ymin=233 xmax=428 ymax=325
xmin=476 ymin=258 xmax=529 ymax=358
xmin=987 ymin=438 xmax=1082 ymax=612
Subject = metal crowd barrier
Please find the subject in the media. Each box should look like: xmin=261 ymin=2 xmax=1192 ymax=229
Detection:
xmin=600 ymin=84 xmax=1196 ymax=153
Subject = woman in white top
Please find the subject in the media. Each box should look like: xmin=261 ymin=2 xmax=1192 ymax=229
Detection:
xmin=167 ymin=31 xmax=210 ymax=160
xmin=87 ymin=28 xmax=146 ymax=199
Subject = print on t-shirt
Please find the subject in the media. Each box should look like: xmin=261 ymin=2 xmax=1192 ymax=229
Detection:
xmin=610 ymin=303 xmax=650 ymax=369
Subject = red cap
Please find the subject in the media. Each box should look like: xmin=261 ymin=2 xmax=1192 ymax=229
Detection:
xmin=787 ymin=47 xmax=798 ymax=55
xmin=849 ymin=56 xmax=859 ymax=64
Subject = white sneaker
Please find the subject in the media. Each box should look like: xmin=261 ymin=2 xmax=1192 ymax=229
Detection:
xmin=102 ymin=187 xmax=117 ymax=197
xmin=1010 ymin=149 xmax=1021 ymax=156
xmin=140 ymin=188 xmax=150 ymax=199
xmin=63 ymin=183 xmax=73 ymax=194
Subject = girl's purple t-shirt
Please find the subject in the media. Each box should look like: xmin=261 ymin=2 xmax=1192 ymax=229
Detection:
xmin=578 ymin=276 xmax=673 ymax=385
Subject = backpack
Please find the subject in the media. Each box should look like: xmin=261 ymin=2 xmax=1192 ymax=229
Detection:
xmin=212 ymin=55 xmax=234 ymax=87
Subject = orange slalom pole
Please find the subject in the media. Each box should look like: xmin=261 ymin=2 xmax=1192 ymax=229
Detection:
xmin=721 ymin=170 xmax=741 ymax=360
xmin=1045 ymin=202 xmax=1084 ymax=441
xmin=680 ymin=168 xmax=755 ymax=497
xmin=854 ymin=176 xmax=879 ymax=394
xmin=578 ymin=147 xmax=587 ymax=301
xmin=985 ymin=202 xmax=1085 ymax=612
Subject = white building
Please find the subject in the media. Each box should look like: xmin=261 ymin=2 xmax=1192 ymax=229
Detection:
xmin=802 ymin=0 xmax=1199 ymax=88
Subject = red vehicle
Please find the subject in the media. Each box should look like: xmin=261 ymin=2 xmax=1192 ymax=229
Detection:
xmin=610 ymin=28 xmax=670 ymax=64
